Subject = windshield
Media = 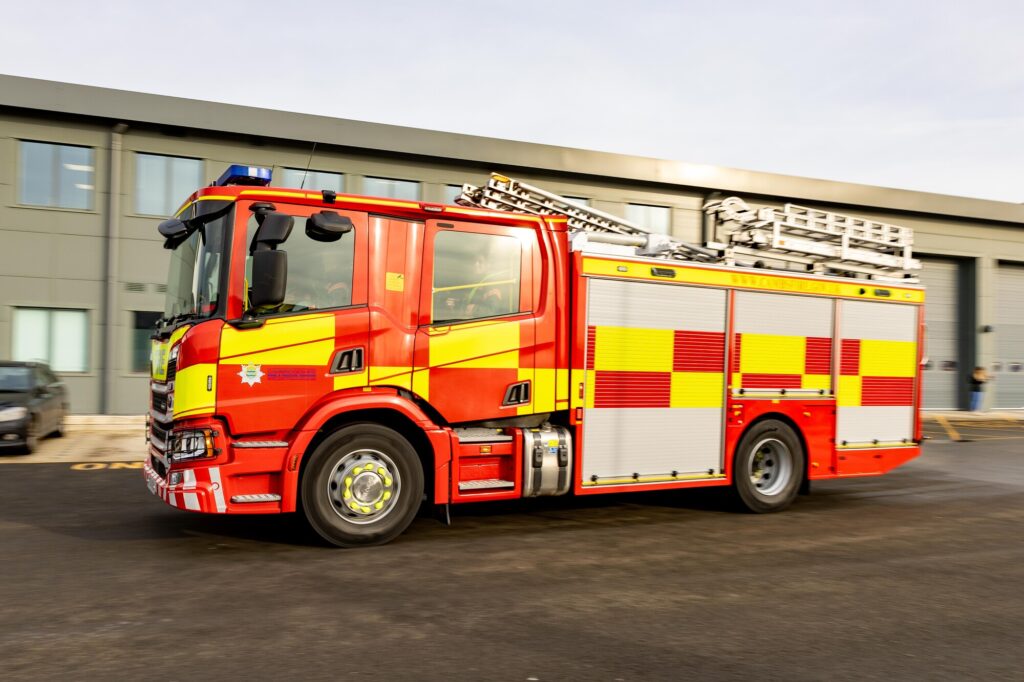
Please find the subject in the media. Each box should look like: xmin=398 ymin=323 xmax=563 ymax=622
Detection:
xmin=163 ymin=212 xmax=230 ymax=321
xmin=0 ymin=367 xmax=32 ymax=392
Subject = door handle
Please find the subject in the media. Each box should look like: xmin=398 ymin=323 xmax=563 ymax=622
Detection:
xmin=330 ymin=347 xmax=365 ymax=374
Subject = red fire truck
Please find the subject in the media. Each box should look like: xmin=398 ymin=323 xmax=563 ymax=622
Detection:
xmin=144 ymin=166 xmax=925 ymax=546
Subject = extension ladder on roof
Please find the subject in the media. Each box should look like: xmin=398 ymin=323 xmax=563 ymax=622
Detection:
xmin=704 ymin=196 xmax=920 ymax=280
xmin=458 ymin=173 xmax=920 ymax=281
xmin=457 ymin=174 xmax=718 ymax=262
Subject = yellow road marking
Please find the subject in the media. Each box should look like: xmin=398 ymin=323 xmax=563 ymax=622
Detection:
xmin=70 ymin=461 xmax=143 ymax=471
xmin=934 ymin=415 xmax=961 ymax=442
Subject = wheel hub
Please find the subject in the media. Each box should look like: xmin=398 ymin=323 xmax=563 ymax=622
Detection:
xmin=327 ymin=449 xmax=400 ymax=525
xmin=748 ymin=437 xmax=791 ymax=497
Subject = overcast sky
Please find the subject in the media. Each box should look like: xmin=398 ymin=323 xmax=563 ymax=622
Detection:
xmin=2 ymin=0 xmax=1021 ymax=202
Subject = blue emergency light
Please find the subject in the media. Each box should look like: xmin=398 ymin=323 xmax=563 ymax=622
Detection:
xmin=214 ymin=165 xmax=272 ymax=187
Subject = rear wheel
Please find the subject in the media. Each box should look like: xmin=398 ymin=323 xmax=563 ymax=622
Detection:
xmin=732 ymin=419 xmax=804 ymax=513
xmin=23 ymin=417 xmax=39 ymax=455
xmin=300 ymin=423 xmax=424 ymax=547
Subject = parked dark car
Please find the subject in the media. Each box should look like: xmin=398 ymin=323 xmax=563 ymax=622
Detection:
xmin=0 ymin=362 xmax=67 ymax=453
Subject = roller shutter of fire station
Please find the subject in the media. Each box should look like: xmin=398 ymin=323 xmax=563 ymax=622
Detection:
xmin=994 ymin=262 xmax=1024 ymax=408
xmin=917 ymin=258 xmax=959 ymax=409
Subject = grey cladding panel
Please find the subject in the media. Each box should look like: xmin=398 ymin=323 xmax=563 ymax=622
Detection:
xmin=840 ymin=300 xmax=917 ymax=343
xmin=734 ymin=291 xmax=833 ymax=338
xmin=588 ymin=278 xmax=726 ymax=331
xmin=582 ymin=408 xmax=722 ymax=479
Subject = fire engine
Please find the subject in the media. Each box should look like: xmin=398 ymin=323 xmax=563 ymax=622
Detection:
xmin=144 ymin=165 xmax=925 ymax=547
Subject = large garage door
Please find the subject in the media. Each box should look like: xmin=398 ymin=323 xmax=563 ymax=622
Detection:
xmin=994 ymin=263 xmax=1024 ymax=408
xmin=918 ymin=258 xmax=959 ymax=408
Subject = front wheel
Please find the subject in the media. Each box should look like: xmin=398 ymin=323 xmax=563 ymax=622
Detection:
xmin=23 ymin=417 xmax=39 ymax=455
xmin=300 ymin=424 xmax=424 ymax=547
xmin=732 ymin=419 xmax=804 ymax=513
xmin=52 ymin=407 xmax=66 ymax=438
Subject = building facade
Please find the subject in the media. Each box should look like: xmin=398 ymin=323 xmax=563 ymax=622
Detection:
xmin=1 ymin=75 xmax=1022 ymax=413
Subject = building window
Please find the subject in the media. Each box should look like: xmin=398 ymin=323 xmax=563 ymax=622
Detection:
xmin=625 ymin=203 xmax=671 ymax=234
xmin=441 ymin=184 xmax=464 ymax=204
xmin=12 ymin=308 xmax=89 ymax=372
xmin=19 ymin=141 xmax=95 ymax=210
xmin=281 ymin=168 xmax=344 ymax=193
xmin=432 ymin=231 xmax=521 ymax=323
xmin=131 ymin=312 xmax=162 ymax=373
xmin=363 ymin=176 xmax=420 ymax=200
xmin=565 ymin=196 xmax=591 ymax=207
xmin=135 ymin=153 xmax=203 ymax=216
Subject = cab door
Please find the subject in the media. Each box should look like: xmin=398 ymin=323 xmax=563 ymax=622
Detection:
xmin=218 ymin=202 xmax=369 ymax=435
xmin=414 ymin=219 xmax=537 ymax=424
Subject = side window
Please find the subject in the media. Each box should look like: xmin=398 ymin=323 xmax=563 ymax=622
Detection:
xmin=246 ymin=213 xmax=355 ymax=315
xmin=432 ymin=231 xmax=522 ymax=323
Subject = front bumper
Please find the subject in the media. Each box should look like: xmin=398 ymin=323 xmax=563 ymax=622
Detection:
xmin=143 ymin=441 xmax=288 ymax=515
xmin=143 ymin=453 xmax=227 ymax=513
xmin=0 ymin=420 xmax=30 ymax=448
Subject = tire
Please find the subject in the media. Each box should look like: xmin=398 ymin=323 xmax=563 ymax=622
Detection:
xmin=52 ymin=407 xmax=66 ymax=438
xmin=23 ymin=416 xmax=39 ymax=455
xmin=300 ymin=423 xmax=424 ymax=547
xmin=731 ymin=419 xmax=804 ymax=513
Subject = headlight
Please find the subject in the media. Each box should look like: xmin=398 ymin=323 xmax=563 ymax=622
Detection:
xmin=168 ymin=428 xmax=218 ymax=462
xmin=0 ymin=406 xmax=28 ymax=423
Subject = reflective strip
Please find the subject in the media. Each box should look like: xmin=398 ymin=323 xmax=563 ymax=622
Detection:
xmin=592 ymin=327 xmax=673 ymax=372
xmin=183 ymin=493 xmax=200 ymax=511
xmin=738 ymin=333 xmax=806 ymax=375
xmin=582 ymin=257 xmax=925 ymax=303
xmin=172 ymin=363 xmax=217 ymax=418
xmin=427 ymin=320 xmax=520 ymax=367
xmin=860 ymin=340 xmax=918 ymax=377
xmin=220 ymin=313 xmax=334 ymax=359
xmin=169 ymin=492 xmax=177 ymax=508
xmin=183 ymin=469 xmax=197 ymax=490
xmin=670 ymin=372 xmax=724 ymax=407
xmin=209 ymin=467 xmax=227 ymax=513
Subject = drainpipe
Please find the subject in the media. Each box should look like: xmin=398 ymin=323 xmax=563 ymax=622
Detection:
xmin=102 ymin=123 xmax=129 ymax=414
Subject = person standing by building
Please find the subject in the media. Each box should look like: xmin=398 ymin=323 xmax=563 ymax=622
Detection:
xmin=969 ymin=366 xmax=988 ymax=412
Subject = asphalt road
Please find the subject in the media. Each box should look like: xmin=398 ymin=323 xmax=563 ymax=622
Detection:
xmin=1 ymin=426 xmax=1023 ymax=681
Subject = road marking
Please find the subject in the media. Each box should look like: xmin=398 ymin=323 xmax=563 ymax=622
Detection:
xmin=934 ymin=415 xmax=961 ymax=442
xmin=70 ymin=461 xmax=144 ymax=471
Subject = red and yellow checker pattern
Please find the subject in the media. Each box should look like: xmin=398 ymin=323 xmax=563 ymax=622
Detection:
xmin=837 ymin=338 xmax=917 ymax=406
xmin=731 ymin=333 xmax=833 ymax=393
xmin=584 ymin=326 xmax=725 ymax=409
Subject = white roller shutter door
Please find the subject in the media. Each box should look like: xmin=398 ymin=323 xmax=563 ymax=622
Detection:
xmin=994 ymin=263 xmax=1024 ymax=408
xmin=917 ymin=259 xmax=959 ymax=408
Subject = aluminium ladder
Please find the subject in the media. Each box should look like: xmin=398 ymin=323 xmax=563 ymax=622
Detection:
xmin=458 ymin=173 xmax=920 ymax=281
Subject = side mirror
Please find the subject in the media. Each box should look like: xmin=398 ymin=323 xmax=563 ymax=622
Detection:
xmin=250 ymin=250 xmax=288 ymax=309
xmin=306 ymin=211 xmax=354 ymax=242
xmin=158 ymin=217 xmax=188 ymax=239
xmin=250 ymin=212 xmax=294 ymax=253
xmin=158 ymin=218 xmax=191 ymax=249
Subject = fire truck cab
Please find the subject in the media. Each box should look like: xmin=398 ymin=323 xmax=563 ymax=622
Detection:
xmin=145 ymin=166 xmax=924 ymax=546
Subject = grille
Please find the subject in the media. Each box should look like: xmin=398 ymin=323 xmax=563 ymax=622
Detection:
xmin=166 ymin=358 xmax=177 ymax=382
xmin=150 ymin=454 xmax=167 ymax=479
xmin=152 ymin=391 xmax=168 ymax=414
xmin=150 ymin=420 xmax=169 ymax=445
